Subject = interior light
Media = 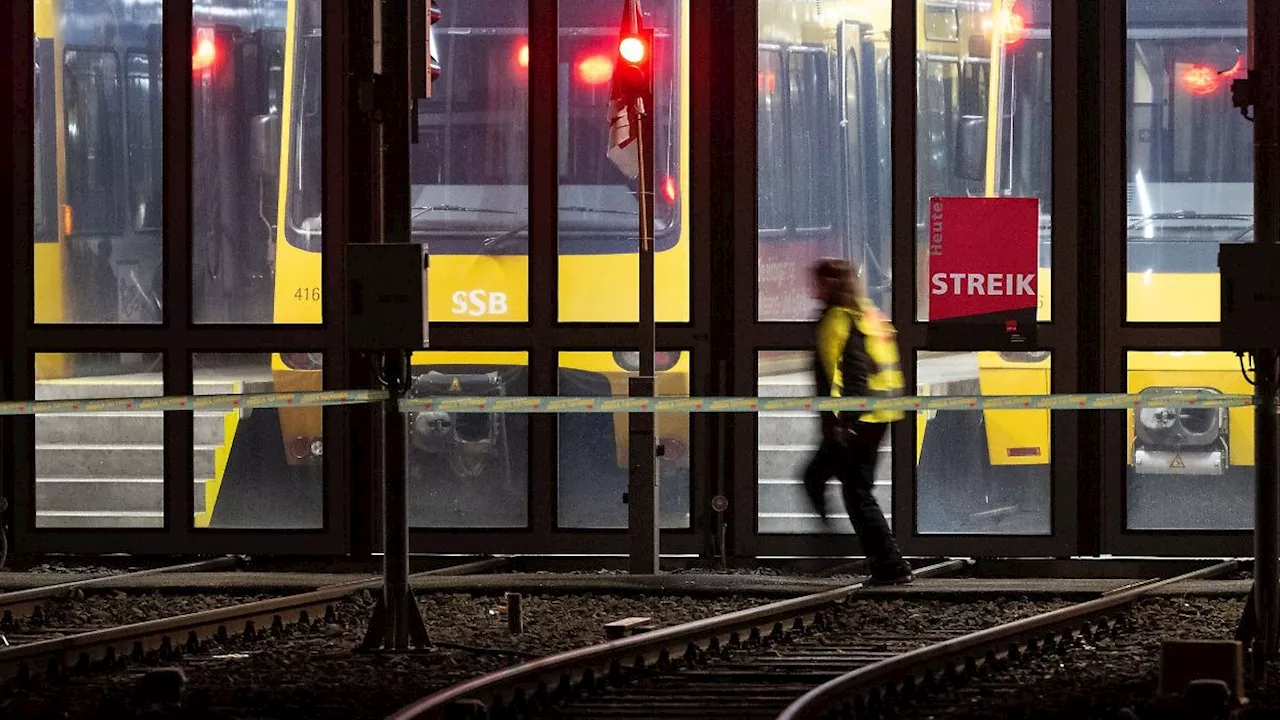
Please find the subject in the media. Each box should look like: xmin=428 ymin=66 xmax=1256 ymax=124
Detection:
xmin=193 ymin=28 xmax=218 ymax=72
xmin=577 ymin=54 xmax=614 ymax=85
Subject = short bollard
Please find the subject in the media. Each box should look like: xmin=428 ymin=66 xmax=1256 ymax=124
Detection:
xmin=506 ymin=592 xmax=523 ymax=635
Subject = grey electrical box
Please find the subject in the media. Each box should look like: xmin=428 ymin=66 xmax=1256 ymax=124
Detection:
xmin=1220 ymin=243 xmax=1280 ymax=350
xmin=347 ymin=243 xmax=429 ymax=350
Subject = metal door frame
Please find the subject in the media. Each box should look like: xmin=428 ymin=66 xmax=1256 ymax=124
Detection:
xmin=729 ymin=0 xmax=1082 ymax=560
xmin=1094 ymin=0 xmax=1253 ymax=557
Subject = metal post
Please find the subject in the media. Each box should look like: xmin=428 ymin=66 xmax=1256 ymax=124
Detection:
xmin=628 ymin=49 xmax=659 ymax=575
xmin=1251 ymin=0 xmax=1280 ymax=677
xmin=361 ymin=0 xmax=429 ymax=651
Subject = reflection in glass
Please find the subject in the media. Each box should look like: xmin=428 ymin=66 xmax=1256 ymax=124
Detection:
xmin=758 ymin=1 xmax=893 ymax=322
xmin=915 ymin=0 xmax=1052 ymax=321
xmin=35 ymin=0 xmax=164 ymax=324
xmin=558 ymin=352 xmax=690 ymax=529
xmin=915 ymin=351 xmax=1051 ymax=535
xmin=1125 ymin=351 xmax=1252 ymax=530
xmin=404 ymin=352 xmax=529 ymax=528
xmin=558 ymin=0 xmax=689 ymax=323
xmin=194 ymin=353 xmax=323 ymax=530
xmin=1126 ymin=0 xmax=1250 ymax=322
xmin=756 ymin=352 xmax=893 ymax=534
xmin=192 ymin=0 xmax=299 ymax=324
xmin=410 ymin=2 xmax=530 ymax=322
xmin=35 ymin=353 xmax=164 ymax=528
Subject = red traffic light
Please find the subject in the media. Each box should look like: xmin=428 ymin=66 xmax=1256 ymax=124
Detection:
xmin=619 ymin=35 xmax=647 ymax=64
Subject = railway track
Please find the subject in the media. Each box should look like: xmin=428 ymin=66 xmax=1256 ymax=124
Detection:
xmin=0 ymin=556 xmax=507 ymax=684
xmin=0 ymin=555 xmax=240 ymax=626
xmin=388 ymin=560 xmax=1239 ymax=720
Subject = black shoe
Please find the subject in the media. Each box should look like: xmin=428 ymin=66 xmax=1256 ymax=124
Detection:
xmin=866 ymin=571 xmax=914 ymax=586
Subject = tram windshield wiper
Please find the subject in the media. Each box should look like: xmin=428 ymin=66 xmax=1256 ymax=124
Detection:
xmin=411 ymin=204 xmax=519 ymax=218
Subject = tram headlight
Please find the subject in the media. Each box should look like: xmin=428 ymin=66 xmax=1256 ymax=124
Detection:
xmin=1134 ymin=387 xmax=1225 ymax=450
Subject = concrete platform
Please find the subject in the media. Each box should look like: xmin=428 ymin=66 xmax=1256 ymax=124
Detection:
xmin=0 ymin=572 xmax=1254 ymax=598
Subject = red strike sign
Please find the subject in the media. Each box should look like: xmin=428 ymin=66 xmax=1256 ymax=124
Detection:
xmin=927 ymin=196 xmax=1039 ymax=324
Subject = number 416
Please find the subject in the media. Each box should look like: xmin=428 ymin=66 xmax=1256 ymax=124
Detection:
xmin=294 ymin=287 xmax=321 ymax=302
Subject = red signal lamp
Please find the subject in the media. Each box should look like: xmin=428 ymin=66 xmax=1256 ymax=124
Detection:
xmin=619 ymin=35 xmax=647 ymax=64
xmin=192 ymin=27 xmax=218 ymax=72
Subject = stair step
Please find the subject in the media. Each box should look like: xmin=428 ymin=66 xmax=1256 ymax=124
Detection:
xmin=34 ymin=378 xmax=254 ymax=401
xmin=757 ymin=511 xmax=895 ymax=535
xmin=36 ymin=478 xmax=209 ymax=514
xmin=36 ymin=412 xmax=228 ymax=445
xmin=757 ymin=444 xmax=891 ymax=478
xmin=36 ymin=445 xmax=219 ymax=479
xmin=34 ymin=511 xmax=164 ymax=529
xmin=757 ymin=477 xmax=891 ymax=517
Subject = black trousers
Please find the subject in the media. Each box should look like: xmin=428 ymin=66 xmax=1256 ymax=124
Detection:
xmin=802 ymin=422 xmax=906 ymax=575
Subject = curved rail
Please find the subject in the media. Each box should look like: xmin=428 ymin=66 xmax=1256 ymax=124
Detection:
xmin=777 ymin=559 xmax=1240 ymax=720
xmin=0 ymin=556 xmax=507 ymax=683
xmin=0 ymin=556 xmax=242 ymax=624
xmin=386 ymin=559 xmax=970 ymax=720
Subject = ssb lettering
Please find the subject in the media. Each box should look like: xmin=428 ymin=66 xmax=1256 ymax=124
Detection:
xmin=451 ymin=289 xmax=509 ymax=317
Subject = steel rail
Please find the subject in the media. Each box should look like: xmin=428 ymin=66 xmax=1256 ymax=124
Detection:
xmin=0 ymin=555 xmax=242 ymax=624
xmin=777 ymin=559 xmax=1240 ymax=720
xmin=0 ymin=556 xmax=508 ymax=683
xmin=385 ymin=559 xmax=971 ymax=720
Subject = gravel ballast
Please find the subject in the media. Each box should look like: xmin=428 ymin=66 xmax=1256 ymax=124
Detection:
xmin=882 ymin=596 xmax=1256 ymax=720
xmin=0 ymin=590 xmax=1270 ymax=720
xmin=0 ymin=590 xmax=775 ymax=719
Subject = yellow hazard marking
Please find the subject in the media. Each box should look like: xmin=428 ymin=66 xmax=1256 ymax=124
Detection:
xmin=450 ymin=377 xmax=462 ymax=393
xmin=1170 ymin=454 xmax=1185 ymax=469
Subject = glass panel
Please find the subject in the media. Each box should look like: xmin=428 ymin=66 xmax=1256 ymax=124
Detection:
xmin=411 ymin=2 xmax=530 ymax=322
xmin=193 ymin=353 xmax=323 ymax=529
xmin=405 ymin=352 xmax=529 ymax=528
xmin=1125 ymin=351 xmax=1251 ymax=530
xmin=916 ymin=350 xmax=1052 ymax=534
xmin=915 ymin=0 xmax=1052 ymax=322
xmin=1125 ymin=0 xmax=1250 ymax=322
xmin=557 ymin=351 xmax=690 ymax=529
xmin=557 ymin=0 xmax=689 ymax=323
xmin=37 ymin=0 xmax=164 ymax=324
xmin=193 ymin=0 xmax=298 ymax=324
xmin=759 ymin=1 xmax=892 ymax=321
xmin=35 ymin=352 xmax=164 ymax=528
xmin=756 ymin=351 xmax=893 ymax=534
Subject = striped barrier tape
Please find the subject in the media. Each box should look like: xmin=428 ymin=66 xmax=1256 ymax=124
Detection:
xmin=0 ymin=390 xmax=1254 ymax=415
xmin=0 ymin=389 xmax=390 ymax=416
xmin=400 ymin=392 xmax=1256 ymax=413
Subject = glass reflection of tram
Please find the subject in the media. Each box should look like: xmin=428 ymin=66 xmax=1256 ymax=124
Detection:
xmin=269 ymin=0 xmax=693 ymax=529
xmin=915 ymin=0 xmax=1253 ymax=531
xmin=757 ymin=0 xmax=1054 ymax=533
xmin=35 ymin=0 xmax=315 ymax=528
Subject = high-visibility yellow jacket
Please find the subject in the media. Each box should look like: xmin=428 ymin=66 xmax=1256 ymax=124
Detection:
xmin=813 ymin=303 xmax=905 ymax=425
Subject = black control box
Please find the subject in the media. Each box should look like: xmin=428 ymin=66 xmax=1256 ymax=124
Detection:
xmin=1220 ymin=242 xmax=1280 ymax=350
xmin=346 ymin=243 xmax=428 ymax=350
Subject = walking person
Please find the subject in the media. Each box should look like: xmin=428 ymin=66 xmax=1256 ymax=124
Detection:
xmin=803 ymin=259 xmax=914 ymax=585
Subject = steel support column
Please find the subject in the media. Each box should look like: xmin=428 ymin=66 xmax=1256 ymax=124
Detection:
xmin=1249 ymin=0 xmax=1280 ymax=677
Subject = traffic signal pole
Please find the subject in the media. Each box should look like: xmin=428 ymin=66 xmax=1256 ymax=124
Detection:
xmin=361 ymin=0 xmax=431 ymax=652
xmin=627 ymin=28 xmax=660 ymax=576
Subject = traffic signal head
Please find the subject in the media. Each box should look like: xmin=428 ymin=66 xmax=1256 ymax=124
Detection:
xmin=612 ymin=29 xmax=652 ymax=103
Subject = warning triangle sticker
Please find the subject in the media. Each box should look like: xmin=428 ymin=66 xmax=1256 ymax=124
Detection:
xmin=1170 ymin=453 xmax=1185 ymax=469
xmin=449 ymin=377 xmax=462 ymax=393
